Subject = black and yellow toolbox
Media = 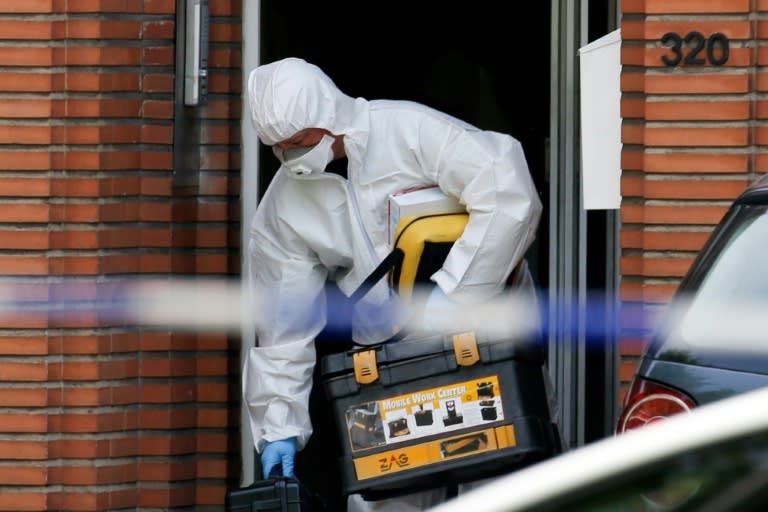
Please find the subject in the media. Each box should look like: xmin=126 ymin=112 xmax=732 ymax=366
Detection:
xmin=320 ymin=330 xmax=561 ymax=499
xmin=318 ymin=208 xmax=561 ymax=499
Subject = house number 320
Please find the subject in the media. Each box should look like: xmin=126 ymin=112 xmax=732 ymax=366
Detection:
xmin=661 ymin=32 xmax=730 ymax=66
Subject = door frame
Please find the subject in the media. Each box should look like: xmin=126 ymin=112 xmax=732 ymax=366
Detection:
xmin=548 ymin=0 xmax=620 ymax=450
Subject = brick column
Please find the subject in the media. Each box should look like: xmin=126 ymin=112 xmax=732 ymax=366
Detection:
xmin=0 ymin=0 xmax=242 ymax=509
xmin=618 ymin=0 xmax=763 ymax=398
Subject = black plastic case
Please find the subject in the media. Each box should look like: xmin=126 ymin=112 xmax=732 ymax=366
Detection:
xmin=320 ymin=332 xmax=561 ymax=500
xmin=226 ymin=476 xmax=327 ymax=512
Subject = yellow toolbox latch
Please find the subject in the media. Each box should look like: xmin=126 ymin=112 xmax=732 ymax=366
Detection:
xmin=353 ymin=349 xmax=379 ymax=384
xmin=452 ymin=331 xmax=480 ymax=366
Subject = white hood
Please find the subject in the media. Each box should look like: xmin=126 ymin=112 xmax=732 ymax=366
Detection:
xmin=248 ymin=57 xmax=366 ymax=148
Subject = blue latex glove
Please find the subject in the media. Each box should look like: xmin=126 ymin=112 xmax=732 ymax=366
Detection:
xmin=261 ymin=437 xmax=297 ymax=479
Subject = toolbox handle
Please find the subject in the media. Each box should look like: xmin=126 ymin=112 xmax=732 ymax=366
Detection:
xmin=349 ymin=248 xmax=404 ymax=304
xmin=268 ymin=464 xmax=283 ymax=479
xmin=348 ymin=248 xmax=409 ymax=347
xmin=267 ymin=465 xmax=290 ymax=511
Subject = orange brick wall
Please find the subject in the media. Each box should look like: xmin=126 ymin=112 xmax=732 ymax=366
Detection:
xmin=0 ymin=1 xmax=242 ymax=509
xmin=619 ymin=0 xmax=766 ymax=396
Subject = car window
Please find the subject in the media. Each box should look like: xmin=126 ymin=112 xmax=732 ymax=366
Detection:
xmin=523 ymin=431 xmax=768 ymax=512
xmin=675 ymin=205 xmax=768 ymax=349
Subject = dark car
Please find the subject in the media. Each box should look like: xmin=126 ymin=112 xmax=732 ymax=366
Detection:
xmin=429 ymin=385 xmax=768 ymax=512
xmin=617 ymin=173 xmax=768 ymax=434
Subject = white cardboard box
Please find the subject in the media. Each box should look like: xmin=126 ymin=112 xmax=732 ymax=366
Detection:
xmin=388 ymin=186 xmax=465 ymax=247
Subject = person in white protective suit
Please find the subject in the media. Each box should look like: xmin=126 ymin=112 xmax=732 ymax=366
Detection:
xmin=243 ymin=57 xmax=543 ymax=511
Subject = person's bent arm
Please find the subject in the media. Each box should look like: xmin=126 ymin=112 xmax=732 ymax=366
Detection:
xmin=417 ymin=118 xmax=542 ymax=303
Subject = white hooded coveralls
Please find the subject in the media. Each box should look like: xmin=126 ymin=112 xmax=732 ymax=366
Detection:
xmin=243 ymin=57 xmax=542 ymax=459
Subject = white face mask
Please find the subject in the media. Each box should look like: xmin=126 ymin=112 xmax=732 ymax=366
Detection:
xmin=273 ymin=134 xmax=336 ymax=176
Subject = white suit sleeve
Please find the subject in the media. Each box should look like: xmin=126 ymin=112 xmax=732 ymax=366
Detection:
xmin=243 ymin=208 xmax=328 ymax=452
xmin=417 ymin=119 xmax=543 ymax=303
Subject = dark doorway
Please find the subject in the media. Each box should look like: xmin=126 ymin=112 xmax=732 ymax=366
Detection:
xmin=258 ymin=2 xmax=552 ymax=508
